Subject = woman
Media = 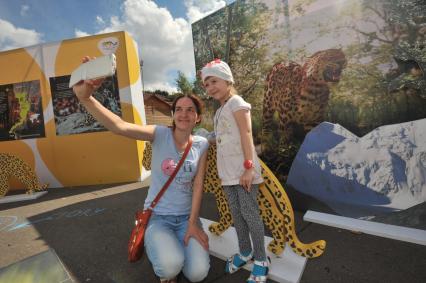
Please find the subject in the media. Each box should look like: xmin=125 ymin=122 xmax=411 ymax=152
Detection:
xmin=73 ymin=57 xmax=210 ymax=283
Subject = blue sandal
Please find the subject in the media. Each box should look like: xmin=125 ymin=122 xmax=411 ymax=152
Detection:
xmin=247 ymin=259 xmax=270 ymax=283
xmin=225 ymin=252 xmax=253 ymax=274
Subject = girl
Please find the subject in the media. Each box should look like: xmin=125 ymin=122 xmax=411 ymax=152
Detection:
xmin=201 ymin=59 xmax=269 ymax=283
xmin=73 ymin=57 xmax=210 ymax=283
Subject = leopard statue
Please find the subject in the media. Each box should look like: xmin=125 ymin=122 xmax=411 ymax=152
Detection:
xmin=0 ymin=153 xmax=48 ymax=198
xmin=142 ymin=142 xmax=325 ymax=258
xmin=262 ymin=49 xmax=347 ymax=146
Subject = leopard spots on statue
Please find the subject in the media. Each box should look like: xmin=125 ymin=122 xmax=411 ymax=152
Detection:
xmin=0 ymin=153 xmax=48 ymax=197
xmin=142 ymin=142 xmax=326 ymax=258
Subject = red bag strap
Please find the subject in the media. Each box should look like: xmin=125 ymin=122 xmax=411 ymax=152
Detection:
xmin=148 ymin=135 xmax=193 ymax=210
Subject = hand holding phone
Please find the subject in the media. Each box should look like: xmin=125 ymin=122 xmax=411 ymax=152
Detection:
xmin=69 ymin=54 xmax=117 ymax=88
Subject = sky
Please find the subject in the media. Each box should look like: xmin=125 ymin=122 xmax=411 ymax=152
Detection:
xmin=0 ymin=0 xmax=234 ymax=93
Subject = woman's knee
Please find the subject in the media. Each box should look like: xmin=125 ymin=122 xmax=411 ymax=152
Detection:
xmin=153 ymin=255 xmax=184 ymax=279
xmin=184 ymin=261 xmax=210 ymax=282
xmin=182 ymin=240 xmax=210 ymax=282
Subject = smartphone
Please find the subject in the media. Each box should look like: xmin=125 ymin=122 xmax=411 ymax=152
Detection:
xmin=69 ymin=54 xmax=117 ymax=88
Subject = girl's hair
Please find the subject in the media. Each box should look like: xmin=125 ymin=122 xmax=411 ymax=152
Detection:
xmin=171 ymin=94 xmax=204 ymax=130
xmin=229 ymin=84 xmax=238 ymax=96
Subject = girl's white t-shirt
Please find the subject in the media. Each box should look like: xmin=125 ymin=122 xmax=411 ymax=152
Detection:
xmin=214 ymin=95 xmax=263 ymax=186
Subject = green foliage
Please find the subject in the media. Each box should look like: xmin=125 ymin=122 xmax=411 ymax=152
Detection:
xmin=192 ymin=0 xmax=273 ymax=144
xmin=192 ymin=76 xmax=206 ymax=97
xmin=198 ymin=97 xmax=218 ymax=132
xmin=175 ymin=71 xmax=193 ymax=95
xmin=251 ymin=115 xmax=262 ymax=144
xmin=192 ymin=4 xmax=230 ymax=68
xmin=387 ymin=42 xmax=426 ymax=98
xmin=311 ymin=0 xmax=426 ymax=135
xmin=228 ymin=1 xmax=271 ymax=100
xmin=192 ymin=0 xmax=426 ymax=178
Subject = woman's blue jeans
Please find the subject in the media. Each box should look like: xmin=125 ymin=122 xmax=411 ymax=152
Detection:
xmin=144 ymin=214 xmax=210 ymax=282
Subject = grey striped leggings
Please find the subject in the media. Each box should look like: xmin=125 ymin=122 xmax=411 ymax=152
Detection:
xmin=223 ymin=184 xmax=266 ymax=261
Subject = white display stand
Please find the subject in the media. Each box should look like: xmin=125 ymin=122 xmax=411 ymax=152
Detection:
xmin=201 ymin=218 xmax=307 ymax=283
xmin=0 ymin=191 xmax=48 ymax=204
xmin=304 ymin=210 xmax=426 ymax=246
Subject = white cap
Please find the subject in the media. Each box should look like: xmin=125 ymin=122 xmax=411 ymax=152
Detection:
xmin=201 ymin=59 xmax=234 ymax=84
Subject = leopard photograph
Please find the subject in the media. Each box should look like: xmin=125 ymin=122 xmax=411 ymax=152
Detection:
xmin=142 ymin=142 xmax=326 ymax=258
xmin=262 ymin=49 xmax=347 ymax=151
xmin=0 ymin=153 xmax=48 ymax=198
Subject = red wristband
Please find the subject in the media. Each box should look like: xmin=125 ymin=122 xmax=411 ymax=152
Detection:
xmin=244 ymin=159 xmax=253 ymax=169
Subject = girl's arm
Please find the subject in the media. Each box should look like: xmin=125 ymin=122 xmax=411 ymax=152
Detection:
xmin=233 ymin=109 xmax=255 ymax=191
xmin=72 ymin=68 xmax=155 ymax=142
xmin=183 ymin=149 xmax=209 ymax=250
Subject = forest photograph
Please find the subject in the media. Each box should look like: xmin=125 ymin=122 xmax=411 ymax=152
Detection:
xmin=192 ymin=0 xmax=426 ymax=226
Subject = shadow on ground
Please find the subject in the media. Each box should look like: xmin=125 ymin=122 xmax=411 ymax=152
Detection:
xmin=1 ymin=184 xmax=260 ymax=283
xmin=1 ymin=183 xmax=425 ymax=283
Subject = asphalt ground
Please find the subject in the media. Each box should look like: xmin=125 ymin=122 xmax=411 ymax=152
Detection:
xmin=1 ymin=181 xmax=425 ymax=283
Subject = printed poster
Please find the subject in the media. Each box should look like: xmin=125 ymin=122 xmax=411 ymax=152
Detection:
xmin=50 ymin=75 xmax=121 ymax=136
xmin=0 ymin=80 xmax=45 ymax=141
